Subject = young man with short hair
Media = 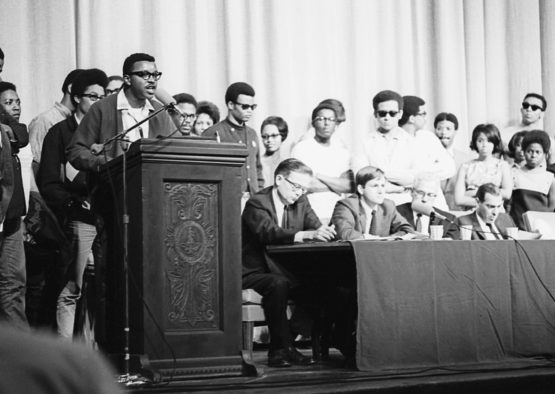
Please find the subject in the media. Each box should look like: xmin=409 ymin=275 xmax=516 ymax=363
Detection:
xmin=203 ymin=82 xmax=264 ymax=205
xmin=28 ymin=69 xmax=83 ymax=165
xmin=38 ymin=68 xmax=108 ymax=338
xmin=352 ymin=90 xmax=419 ymax=205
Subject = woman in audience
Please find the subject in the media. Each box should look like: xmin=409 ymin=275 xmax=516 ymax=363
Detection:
xmin=260 ymin=116 xmax=289 ymax=186
xmin=507 ymin=130 xmax=527 ymax=168
xmin=510 ymin=130 xmax=555 ymax=229
xmin=194 ymin=101 xmax=220 ymax=135
xmin=294 ymin=98 xmax=349 ymax=149
xmin=454 ymin=123 xmax=512 ymax=209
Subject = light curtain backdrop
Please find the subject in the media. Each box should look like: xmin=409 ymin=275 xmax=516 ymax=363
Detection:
xmin=2 ymin=0 xmax=555 ymax=174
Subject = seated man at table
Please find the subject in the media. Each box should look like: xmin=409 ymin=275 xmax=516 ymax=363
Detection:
xmin=446 ymin=183 xmax=516 ymax=240
xmin=396 ymin=174 xmax=455 ymax=236
xmin=331 ymin=165 xmax=412 ymax=240
xmin=242 ymin=158 xmax=336 ymax=367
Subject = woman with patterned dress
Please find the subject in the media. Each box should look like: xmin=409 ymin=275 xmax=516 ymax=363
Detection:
xmin=454 ymin=123 xmax=512 ymax=209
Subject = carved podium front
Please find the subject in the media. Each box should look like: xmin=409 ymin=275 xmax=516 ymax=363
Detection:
xmin=99 ymin=138 xmax=247 ymax=378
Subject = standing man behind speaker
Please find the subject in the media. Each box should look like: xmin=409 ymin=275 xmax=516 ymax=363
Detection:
xmin=0 ymin=90 xmax=29 ymax=329
xmin=38 ymin=68 xmax=108 ymax=339
xmin=203 ymin=82 xmax=264 ymax=209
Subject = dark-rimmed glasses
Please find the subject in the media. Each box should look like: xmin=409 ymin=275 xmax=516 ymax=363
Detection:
xmin=283 ymin=177 xmax=307 ymax=194
xmin=314 ymin=116 xmax=337 ymax=123
xmin=81 ymin=93 xmax=105 ymax=102
xmin=129 ymin=71 xmax=163 ymax=81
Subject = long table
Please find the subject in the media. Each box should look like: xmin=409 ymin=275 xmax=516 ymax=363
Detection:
xmin=267 ymin=240 xmax=555 ymax=373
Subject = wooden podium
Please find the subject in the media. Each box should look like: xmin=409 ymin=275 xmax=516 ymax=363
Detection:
xmin=98 ymin=137 xmax=248 ymax=378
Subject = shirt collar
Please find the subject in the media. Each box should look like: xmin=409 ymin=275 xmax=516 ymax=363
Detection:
xmin=116 ymin=89 xmax=154 ymax=112
xmin=54 ymin=102 xmax=72 ymax=117
xmin=360 ymin=198 xmax=376 ymax=216
xmin=371 ymin=126 xmax=403 ymax=140
xmin=272 ymin=187 xmax=285 ymax=211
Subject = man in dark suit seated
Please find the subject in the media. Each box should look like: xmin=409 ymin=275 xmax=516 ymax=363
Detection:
xmin=446 ymin=183 xmax=516 ymax=240
xmin=396 ymin=175 xmax=455 ymax=237
xmin=242 ymin=158 xmax=336 ymax=368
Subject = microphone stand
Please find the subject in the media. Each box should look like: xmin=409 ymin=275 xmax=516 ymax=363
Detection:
xmin=107 ymin=104 xmax=169 ymax=387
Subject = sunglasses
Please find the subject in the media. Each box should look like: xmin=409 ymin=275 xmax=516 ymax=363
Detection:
xmin=522 ymin=102 xmax=543 ymax=111
xmin=376 ymin=110 xmax=399 ymax=118
xmin=234 ymin=102 xmax=258 ymax=111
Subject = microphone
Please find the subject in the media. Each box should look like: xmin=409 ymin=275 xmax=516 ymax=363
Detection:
xmin=155 ymin=88 xmax=184 ymax=116
xmin=411 ymin=201 xmax=450 ymax=221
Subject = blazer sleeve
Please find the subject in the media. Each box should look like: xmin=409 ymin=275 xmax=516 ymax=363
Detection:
xmin=67 ymin=104 xmax=108 ymax=172
xmin=38 ymin=127 xmax=73 ymax=211
xmin=389 ymin=208 xmax=414 ymax=236
xmin=242 ymin=199 xmax=297 ymax=245
xmin=331 ymin=199 xmax=364 ymax=240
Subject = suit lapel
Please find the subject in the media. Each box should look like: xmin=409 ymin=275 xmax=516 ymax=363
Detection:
xmin=471 ymin=213 xmax=486 ymax=240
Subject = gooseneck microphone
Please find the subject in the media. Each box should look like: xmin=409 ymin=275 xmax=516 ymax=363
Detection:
xmin=411 ymin=201 xmax=450 ymax=221
xmin=154 ymin=88 xmax=184 ymax=117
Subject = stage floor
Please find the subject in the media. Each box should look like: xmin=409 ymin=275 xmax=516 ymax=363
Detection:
xmin=127 ymin=345 xmax=555 ymax=393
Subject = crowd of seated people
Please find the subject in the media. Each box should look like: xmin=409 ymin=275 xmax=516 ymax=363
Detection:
xmin=1 ymin=47 xmax=554 ymax=373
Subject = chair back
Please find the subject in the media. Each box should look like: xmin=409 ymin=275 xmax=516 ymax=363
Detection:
xmin=522 ymin=211 xmax=555 ymax=239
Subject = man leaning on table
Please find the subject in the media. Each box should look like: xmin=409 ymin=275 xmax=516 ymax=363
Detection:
xmin=242 ymin=158 xmax=336 ymax=368
xmin=446 ymin=183 xmax=516 ymax=240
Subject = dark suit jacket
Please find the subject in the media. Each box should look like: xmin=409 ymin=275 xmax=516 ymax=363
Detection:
xmin=67 ymin=93 xmax=174 ymax=172
xmin=331 ymin=195 xmax=413 ymax=240
xmin=446 ymin=212 xmax=516 ymax=240
xmin=242 ymin=186 xmax=322 ymax=277
xmin=396 ymin=202 xmax=455 ymax=237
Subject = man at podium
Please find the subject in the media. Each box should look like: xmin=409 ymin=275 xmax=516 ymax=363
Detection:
xmin=67 ymin=52 xmax=173 ymax=171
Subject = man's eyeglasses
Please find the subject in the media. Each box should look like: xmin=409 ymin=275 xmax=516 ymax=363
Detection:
xmin=376 ymin=110 xmax=399 ymax=118
xmin=234 ymin=102 xmax=257 ymax=111
xmin=129 ymin=71 xmax=163 ymax=81
xmin=283 ymin=177 xmax=307 ymax=194
xmin=180 ymin=113 xmax=197 ymax=121
xmin=414 ymin=190 xmax=437 ymax=199
xmin=81 ymin=93 xmax=105 ymax=102
xmin=314 ymin=116 xmax=337 ymax=123
xmin=522 ymin=102 xmax=543 ymax=112
xmin=262 ymin=133 xmax=281 ymax=140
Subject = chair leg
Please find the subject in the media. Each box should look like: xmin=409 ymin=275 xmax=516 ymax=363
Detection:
xmin=243 ymin=321 xmax=255 ymax=359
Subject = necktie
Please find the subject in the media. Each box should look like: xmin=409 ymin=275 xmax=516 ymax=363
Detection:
xmin=282 ymin=205 xmax=289 ymax=229
xmin=369 ymin=210 xmax=378 ymax=235
xmin=416 ymin=213 xmax=423 ymax=233
xmin=486 ymin=223 xmax=501 ymax=239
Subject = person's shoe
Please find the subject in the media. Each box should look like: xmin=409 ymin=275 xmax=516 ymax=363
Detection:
xmin=286 ymin=347 xmax=315 ymax=365
xmin=268 ymin=349 xmax=292 ymax=368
